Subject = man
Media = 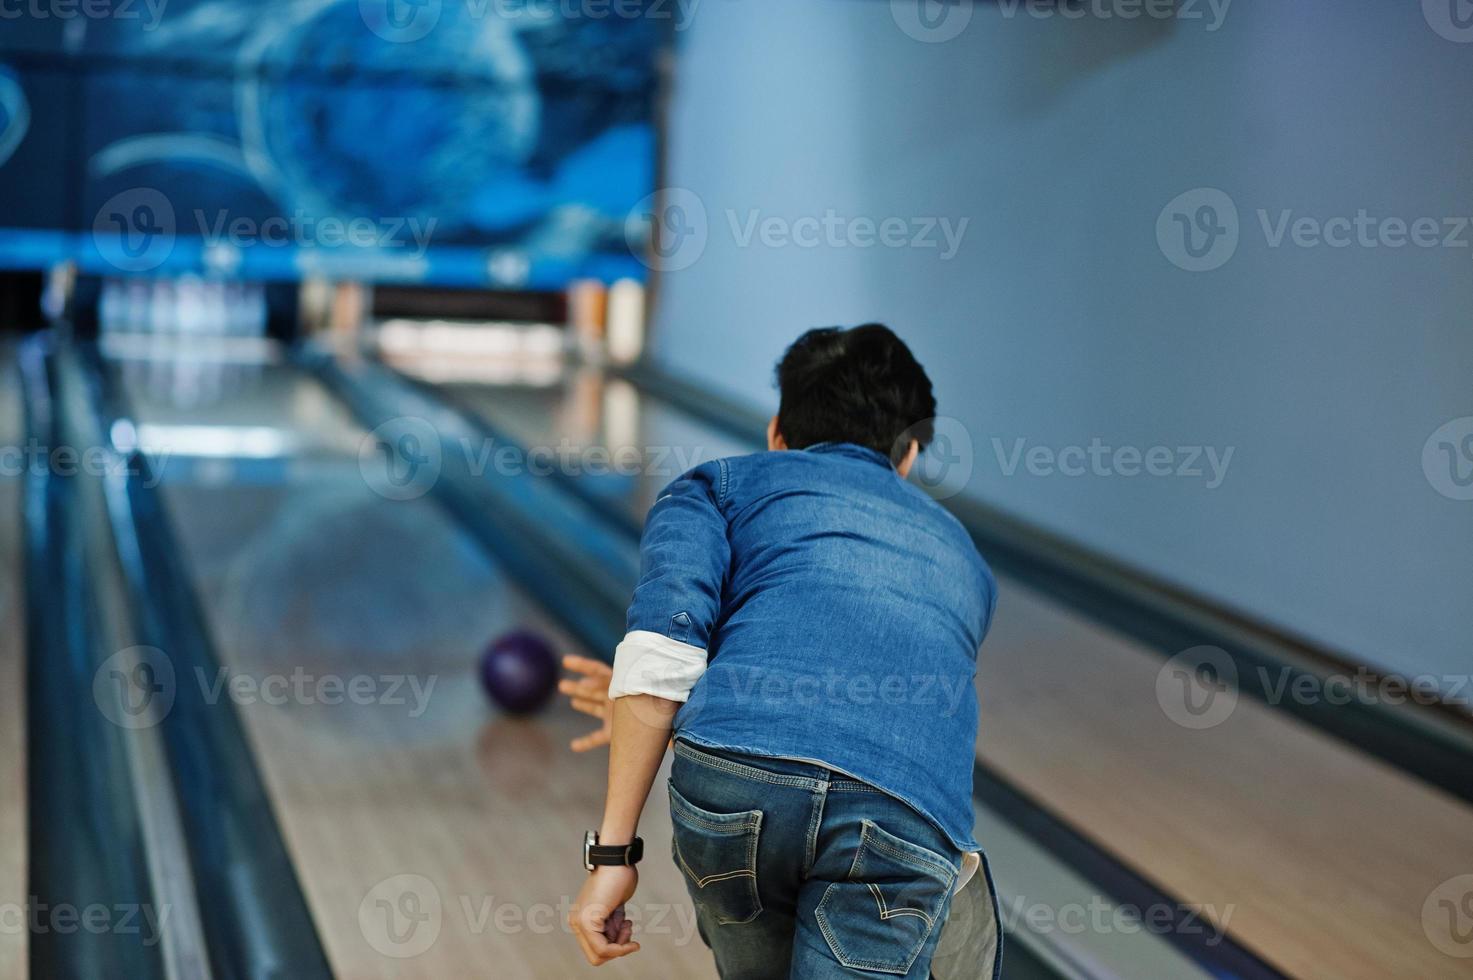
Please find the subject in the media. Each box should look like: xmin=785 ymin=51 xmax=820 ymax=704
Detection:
xmin=567 ymin=325 xmax=999 ymax=978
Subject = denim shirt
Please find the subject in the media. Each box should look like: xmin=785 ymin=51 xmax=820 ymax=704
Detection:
xmin=625 ymin=442 xmax=996 ymax=852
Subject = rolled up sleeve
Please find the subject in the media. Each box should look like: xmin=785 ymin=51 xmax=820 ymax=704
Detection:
xmin=610 ymin=461 xmax=729 ymax=701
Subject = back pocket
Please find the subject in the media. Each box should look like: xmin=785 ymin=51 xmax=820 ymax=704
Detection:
xmin=668 ymin=783 xmax=764 ymax=926
xmin=815 ymin=819 xmax=957 ymax=975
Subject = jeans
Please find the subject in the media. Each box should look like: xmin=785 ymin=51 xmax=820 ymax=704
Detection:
xmin=668 ymin=740 xmax=962 ymax=979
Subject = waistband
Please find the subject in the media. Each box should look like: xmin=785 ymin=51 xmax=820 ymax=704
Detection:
xmin=673 ymin=738 xmax=884 ymax=793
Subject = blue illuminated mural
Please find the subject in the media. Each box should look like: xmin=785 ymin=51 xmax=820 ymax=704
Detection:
xmin=0 ymin=0 xmax=663 ymax=287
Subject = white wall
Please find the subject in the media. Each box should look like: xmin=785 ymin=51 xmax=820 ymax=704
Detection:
xmin=648 ymin=0 xmax=1473 ymax=685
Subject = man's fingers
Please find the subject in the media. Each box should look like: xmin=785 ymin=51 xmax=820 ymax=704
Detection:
xmin=562 ymin=654 xmax=613 ymax=679
xmin=572 ymin=912 xmax=615 ymax=966
xmin=570 ymin=727 xmax=612 ymax=752
xmin=570 ymin=697 xmax=609 ymax=718
xmin=580 ymin=917 xmax=623 ymax=963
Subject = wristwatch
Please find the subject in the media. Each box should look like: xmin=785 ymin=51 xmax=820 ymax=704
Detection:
xmin=584 ymin=831 xmax=644 ymax=872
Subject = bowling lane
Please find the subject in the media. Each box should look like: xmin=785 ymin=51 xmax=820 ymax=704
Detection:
xmin=114 ymin=349 xmax=717 ymax=979
xmin=0 ymin=342 xmax=27 ymax=980
xmin=410 ymin=359 xmax=1473 ymax=979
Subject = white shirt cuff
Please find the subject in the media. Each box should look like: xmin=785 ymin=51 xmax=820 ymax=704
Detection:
xmin=608 ymin=630 xmax=708 ymax=702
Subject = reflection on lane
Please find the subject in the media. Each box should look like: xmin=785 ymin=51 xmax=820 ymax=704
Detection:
xmin=0 ymin=441 xmax=25 ymax=980
xmin=110 ymin=344 xmax=363 ymax=460
xmin=433 ymin=368 xmax=753 ymax=523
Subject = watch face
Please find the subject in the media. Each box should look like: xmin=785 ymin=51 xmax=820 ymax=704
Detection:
xmin=583 ymin=831 xmax=597 ymax=871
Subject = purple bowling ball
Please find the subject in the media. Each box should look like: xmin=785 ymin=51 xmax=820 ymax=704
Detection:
xmin=480 ymin=630 xmax=559 ymax=715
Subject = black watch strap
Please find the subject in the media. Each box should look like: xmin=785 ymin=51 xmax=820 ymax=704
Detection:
xmin=584 ymin=832 xmax=644 ymax=870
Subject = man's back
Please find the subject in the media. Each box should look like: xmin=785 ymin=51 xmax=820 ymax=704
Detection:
xmin=629 ymin=441 xmax=996 ymax=852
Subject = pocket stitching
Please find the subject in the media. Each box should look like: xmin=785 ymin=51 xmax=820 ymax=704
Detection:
xmin=815 ymin=822 xmax=954 ymax=975
xmin=867 ymin=882 xmax=935 ymax=929
xmin=674 ymin=843 xmax=758 ymax=890
xmin=861 ymin=821 xmax=958 ymax=886
xmin=668 ymin=787 xmax=764 ymax=926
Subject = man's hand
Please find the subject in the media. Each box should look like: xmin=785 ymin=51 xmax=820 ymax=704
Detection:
xmin=569 ymin=866 xmax=640 ymax=966
xmin=560 ymin=655 xmax=614 ymax=752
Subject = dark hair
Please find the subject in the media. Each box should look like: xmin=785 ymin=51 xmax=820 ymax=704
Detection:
xmin=774 ymin=324 xmax=937 ymax=465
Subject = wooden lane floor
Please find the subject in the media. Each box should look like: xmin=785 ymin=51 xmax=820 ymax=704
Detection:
xmin=980 ymin=576 xmax=1473 ymax=979
xmin=0 ymin=346 xmax=27 ymax=980
xmin=152 ymin=472 xmax=718 ymax=980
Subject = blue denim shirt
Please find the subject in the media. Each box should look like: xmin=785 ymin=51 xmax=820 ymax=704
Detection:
xmin=626 ymin=442 xmax=996 ymax=851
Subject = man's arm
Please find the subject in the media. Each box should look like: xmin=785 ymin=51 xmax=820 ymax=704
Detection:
xmin=599 ymin=695 xmax=680 ymax=844
xmin=569 ymin=695 xmax=680 ymax=966
xmin=568 ymin=463 xmax=730 ymax=966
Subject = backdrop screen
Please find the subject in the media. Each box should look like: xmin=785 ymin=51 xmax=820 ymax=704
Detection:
xmin=0 ymin=1 xmax=663 ymax=287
